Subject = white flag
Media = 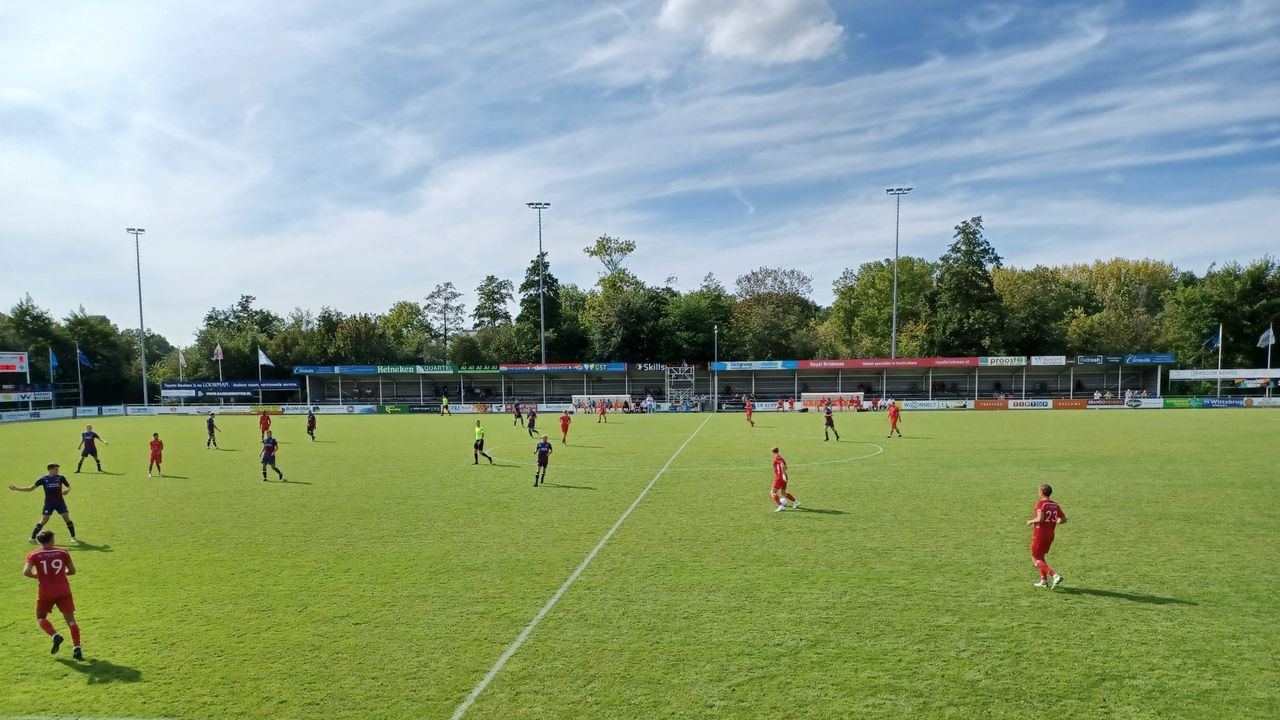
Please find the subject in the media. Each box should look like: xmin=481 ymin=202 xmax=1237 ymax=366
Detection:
xmin=212 ymin=343 xmax=224 ymax=361
xmin=1260 ymin=326 xmax=1276 ymax=348
xmin=258 ymin=347 xmax=274 ymax=367
xmin=178 ymin=348 xmax=187 ymax=368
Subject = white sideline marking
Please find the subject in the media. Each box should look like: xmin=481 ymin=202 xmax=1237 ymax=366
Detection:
xmin=449 ymin=415 xmax=712 ymax=720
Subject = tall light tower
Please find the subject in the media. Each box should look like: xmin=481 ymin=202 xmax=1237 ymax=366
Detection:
xmin=526 ymin=202 xmax=551 ymax=363
xmin=885 ymin=187 xmax=913 ymax=359
xmin=126 ymin=227 xmax=149 ymax=405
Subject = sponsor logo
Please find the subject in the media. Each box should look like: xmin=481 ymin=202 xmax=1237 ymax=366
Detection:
xmin=1202 ymin=398 xmax=1245 ymax=408
xmin=632 ymin=363 xmax=667 ymax=372
xmin=980 ymin=356 xmax=1027 ymax=367
xmin=901 ymin=400 xmax=970 ymax=410
xmin=1009 ymin=399 xmax=1052 ymax=409
xmin=1030 ymin=355 xmax=1066 ymax=366
xmin=1125 ymin=398 xmax=1142 ymax=408
xmin=974 ymin=399 xmax=1008 ymax=410
xmin=1052 ymin=399 xmax=1088 ymax=409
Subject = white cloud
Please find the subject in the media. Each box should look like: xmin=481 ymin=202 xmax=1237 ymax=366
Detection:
xmin=658 ymin=0 xmax=844 ymax=64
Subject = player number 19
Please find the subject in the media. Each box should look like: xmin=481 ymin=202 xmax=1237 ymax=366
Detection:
xmin=38 ymin=558 xmax=65 ymax=575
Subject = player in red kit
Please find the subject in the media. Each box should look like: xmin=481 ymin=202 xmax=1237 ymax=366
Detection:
xmin=559 ymin=410 xmax=572 ymax=445
xmin=1026 ymin=484 xmax=1066 ymax=588
xmin=148 ymin=432 xmax=164 ymax=477
xmin=259 ymin=410 xmax=271 ymax=440
xmin=769 ymin=447 xmax=798 ymax=512
xmin=745 ymin=396 xmax=755 ymax=427
xmin=597 ymin=401 xmax=607 ymax=423
xmin=24 ymin=530 xmax=83 ymax=660
xmin=886 ymin=403 xmax=903 ymax=438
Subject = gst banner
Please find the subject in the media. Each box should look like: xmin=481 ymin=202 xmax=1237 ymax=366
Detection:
xmin=1052 ymin=399 xmax=1088 ymax=409
xmin=974 ymin=399 xmax=1008 ymax=410
xmin=1009 ymin=399 xmax=1052 ymax=410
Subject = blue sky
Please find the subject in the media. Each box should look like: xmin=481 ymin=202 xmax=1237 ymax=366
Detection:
xmin=1 ymin=0 xmax=1277 ymax=342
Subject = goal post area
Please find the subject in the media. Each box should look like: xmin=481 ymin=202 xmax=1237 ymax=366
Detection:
xmin=571 ymin=394 xmax=632 ymax=412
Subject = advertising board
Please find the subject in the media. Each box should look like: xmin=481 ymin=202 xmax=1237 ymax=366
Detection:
xmin=1247 ymin=398 xmax=1280 ymax=407
xmin=0 ymin=391 xmax=52 ymax=402
xmin=980 ymin=356 xmax=1027 ymax=367
xmin=1030 ymin=356 xmax=1067 ymax=366
xmin=901 ymin=400 xmax=970 ymax=410
xmin=974 ymin=399 xmax=1007 ymax=410
xmin=797 ymin=357 xmax=978 ymax=369
xmin=101 ymin=405 xmax=125 ymax=416
xmin=76 ymin=406 xmax=100 ymax=417
xmin=1009 ymin=399 xmax=1052 ymax=410
xmin=709 ymin=360 xmax=798 ymax=371
xmin=0 ymin=352 xmax=29 ymax=372
xmin=1052 ymin=399 xmax=1088 ymax=409
xmin=0 ymin=408 xmax=74 ymax=422
xmin=1125 ymin=354 xmax=1176 ymax=365
xmin=1201 ymin=398 xmax=1245 ymax=408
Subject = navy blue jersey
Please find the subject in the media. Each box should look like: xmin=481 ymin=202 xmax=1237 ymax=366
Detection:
xmin=262 ymin=437 xmax=279 ymax=457
xmin=535 ymin=441 xmax=552 ymax=461
xmin=306 ymin=412 xmax=316 ymax=427
xmin=81 ymin=431 xmax=101 ymax=450
xmin=823 ymin=405 xmax=833 ymax=417
xmin=36 ymin=475 xmax=69 ymax=501
xmin=207 ymin=417 xmax=216 ymax=431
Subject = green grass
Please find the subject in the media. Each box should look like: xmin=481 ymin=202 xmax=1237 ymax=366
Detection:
xmin=0 ymin=409 xmax=1277 ymax=719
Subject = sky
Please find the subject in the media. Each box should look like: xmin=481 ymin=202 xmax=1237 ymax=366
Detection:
xmin=1 ymin=0 xmax=1277 ymax=343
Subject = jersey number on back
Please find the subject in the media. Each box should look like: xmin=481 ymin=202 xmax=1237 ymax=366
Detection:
xmin=38 ymin=558 xmax=66 ymax=576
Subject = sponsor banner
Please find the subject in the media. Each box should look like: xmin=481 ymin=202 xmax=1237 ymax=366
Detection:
xmin=161 ymin=380 xmax=300 ymax=398
xmin=377 ymin=365 xmax=418 ymax=374
xmin=126 ymin=405 xmax=190 ymax=416
xmin=1134 ymin=398 xmax=1165 ymax=408
xmin=0 ymin=351 xmax=29 ymax=372
xmin=1 ymin=383 xmax=54 ymax=392
xmin=797 ymin=357 xmax=978 ymax=370
xmin=418 ymin=364 xmax=459 ymax=374
xmin=1170 ymin=368 xmax=1280 ymax=380
xmin=379 ymin=404 xmax=410 ymax=414
xmin=1233 ymin=378 xmax=1276 ymax=389
xmin=406 ymin=404 xmax=443 ymax=413
xmin=499 ymin=362 xmax=625 ymax=374
xmin=279 ymin=405 xmax=373 ymax=414
xmin=1076 ymin=355 xmax=1125 ymax=365
xmin=1162 ymin=398 xmax=1199 ymax=409
xmin=1247 ymin=398 xmax=1280 ymax=408
xmin=459 ymin=365 xmax=499 ymax=374
xmin=450 ymin=403 xmax=501 ymax=414
xmin=1125 ymin=353 xmax=1176 ymax=365
xmin=632 ymin=362 xmax=668 ymax=372
xmin=1030 ymin=355 xmax=1067 ymax=366
xmin=536 ymin=403 xmax=576 ymax=413
xmin=901 ymin=400 xmax=970 ymax=410
xmin=1202 ymin=397 xmax=1245 ymax=408
xmin=291 ymin=365 xmax=379 ymax=375
xmin=0 ymin=391 xmax=53 ymax=401
xmin=76 ymin=406 xmax=101 ymax=417
xmin=974 ymin=399 xmax=1008 ymax=410
xmin=709 ymin=360 xmax=799 ymax=371
xmin=1087 ymin=398 xmax=1124 ymax=408
xmin=101 ymin=405 xmax=125 ymax=416
xmin=1052 ymin=399 xmax=1088 ymax=409
xmin=980 ymin=356 xmax=1027 ymax=367
xmin=1009 ymin=399 xmax=1052 ymax=410
xmin=0 ymin=408 xmax=74 ymax=423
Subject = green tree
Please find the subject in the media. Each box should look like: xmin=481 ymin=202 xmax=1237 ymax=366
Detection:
xmin=729 ymin=267 xmax=819 ymax=360
xmin=928 ymin=217 xmax=1006 ymax=356
xmin=381 ymin=301 xmax=432 ymax=361
xmin=472 ymin=275 xmax=515 ymax=328
xmin=583 ymin=234 xmax=636 ymax=276
xmin=424 ymin=282 xmax=466 ymax=363
xmin=660 ymin=273 xmax=734 ymax=362
xmin=819 ymin=258 xmax=935 ymax=358
xmin=994 ymin=266 xmax=1095 ymax=355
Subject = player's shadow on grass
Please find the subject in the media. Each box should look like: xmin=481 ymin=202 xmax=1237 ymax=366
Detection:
xmin=274 ymin=479 xmax=313 ymax=485
xmin=67 ymin=540 xmax=113 ymax=553
xmin=56 ymin=657 xmax=142 ymax=684
xmin=565 ymin=444 xmax=605 ymax=449
xmin=216 ymin=448 xmax=241 ymax=452
xmin=311 ymin=440 xmax=337 ymax=443
xmin=542 ymin=483 xmax=597 ymax=491
xmin=157 ymin=474 xmax=190 ymax=479
xmin=1057 ymin=587 xmax=1197 ymax=606
xmin=91 ymin=470 xmax=124 ymax=476
xmin=796 ymin=507 xmax=848 ymax=515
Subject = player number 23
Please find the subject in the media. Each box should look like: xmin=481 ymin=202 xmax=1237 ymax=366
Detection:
xmin=38 ymin=559 xmax=66 ymax=575
xmin=1043 ymin=510 xmax=1061 ymax=522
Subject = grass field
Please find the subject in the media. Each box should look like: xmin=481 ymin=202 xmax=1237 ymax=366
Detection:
xmin=1 ymin=408 xmax=1277 ymax=719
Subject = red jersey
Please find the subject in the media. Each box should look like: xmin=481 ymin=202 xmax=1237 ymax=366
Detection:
xmin=559 ymin=415 xmax=571 ymax=429
xmin=772 ymin=454 xmax=787 ymax=481
xmin=26 ymin=547 xmax=72 ymax=595
xmin=149 ymin=438 xmax=164 ymax=456
xmin=887 ymin=405 xmax=900 ymax=421
xmin=597 ymin=404 xmax=606 ymax=415
xmin=1032 ymin=499 xmax=1065 ymax=541
xmin=259 ymin=414 xmax=271 ymax=429
xmin=745 ymin=401 xmax=753 ymax=413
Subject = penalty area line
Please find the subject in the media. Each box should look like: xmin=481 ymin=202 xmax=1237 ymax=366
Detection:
xmin=449 ymin=414 xmax=712 ymax=720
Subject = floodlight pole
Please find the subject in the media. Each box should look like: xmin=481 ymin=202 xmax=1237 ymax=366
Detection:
xmin=885 ymin=187 xmax=913 ymax=359
xmin=127 ymin=228 xmax=148 ymax=405
xmin=713 ymin=324 xmax=719 ymax=412
xmin=526 ymin=202 xmax=551 ymax=364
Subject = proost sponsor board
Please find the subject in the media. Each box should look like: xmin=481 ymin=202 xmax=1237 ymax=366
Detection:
xmin=1009 ymin=399 xmax=1052 ymax=409
xmin=980 ymin=356 xmax=1027 ymax=367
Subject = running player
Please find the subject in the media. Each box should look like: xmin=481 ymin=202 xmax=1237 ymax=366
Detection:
xmin=745 ymin=395 xmax=755 ymax=427
xmin=10 ymin=464 xmax=77 ymax=544
xmin=886 ymin=402 xmax=903 ymax=438
xmin=1026 ymin=484 xmax=1066 ymax=588
xmin=597 ymin=400 xmax=607 ymax=423
xmin=822 ymin=402 xmax=840 ymax=441
xmin=148 ymin=433 xmax=164 ymax=477
xmin=259 ymin=410 xmax=271 ymax=440
xmin=24 ymin=530 xmax=83 ymax=660
xmin=260 ymin=430 xmax=285 ymax=482
xmin=533 ymin=434 xmax=553 ymax=486
xmin=513 ymin=402 xmax=523 ymax=427
xmin=770 ymin=447 xmax=798 ymax=512
xmin=441 ymin=394 xmax=452 ymax=416
xmin=527 ymin=408 xmax=538 ymax=438
xmin=559 ymin=410 xmax=572 ymax=444
xmin=206 ymin=412 xmax=220 ymax=449
xmin=75 ymin=425 xmax=107 ymax=473
xmin=306 ymin=409 xmax=317 ymax=441
xmin=473 ymin=420 xmax=493 ymax=464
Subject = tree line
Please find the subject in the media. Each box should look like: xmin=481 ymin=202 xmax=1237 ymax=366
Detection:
xmin=2 ymin=217 xmax=1276 ymax=404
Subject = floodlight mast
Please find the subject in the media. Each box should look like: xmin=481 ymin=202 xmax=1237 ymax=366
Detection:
xmin=127 ymin=228 xmax=148 ymax=405
xmin=526 ymin=202 xmax=551 ymax=364
xmin=884 ymin=188 xmax=913 ymax=359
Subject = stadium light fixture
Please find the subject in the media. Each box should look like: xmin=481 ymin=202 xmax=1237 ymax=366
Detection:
xmin=526 ymin=202 xmax=551 ymax=364
xmin=126 ymin=228 xmax=148 ymax=405
xmin=884 ymin=187 xmax=913 ymax=359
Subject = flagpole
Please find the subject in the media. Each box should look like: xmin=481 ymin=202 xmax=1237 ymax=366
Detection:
xmin=49 ymin=346 xmax=56 ymax=409
xmin=1268 ymin=324 xmax=1274 ymax=398
xmin=258 ymin=346 xmax=264 ymax=405
xmin=75 ymin=342 xmax=84 ymax=407
xmin=179 ymin=348 xmax=185 ymax=407
xmin=1216 ymin=322 xmax=1223 ymax=398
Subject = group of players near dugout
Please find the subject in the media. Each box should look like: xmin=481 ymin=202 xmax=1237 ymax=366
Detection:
xmin=6 ymin=400 xmax=1067 ymax=663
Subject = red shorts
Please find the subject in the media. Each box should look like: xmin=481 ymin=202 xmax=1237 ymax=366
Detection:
xmin=1031 ymin=537 xmax=1054 ymax=560
xmin=36 ymin=590 xmax=74 ymax=616
xmin=772 ymin=478 xmax=787 ymax=491
xmin=150 ymin=454 xmax=163 ymax=463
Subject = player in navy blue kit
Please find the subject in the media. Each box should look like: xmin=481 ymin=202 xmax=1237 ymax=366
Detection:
xmin=75 ymin=425 xmax=107 ymax=473
xmin=9 ymin=463 xmax=78 ymax=544
xmin=533 ymin=435 xmax=553 ymax=486
xmin=822 ymin=403 xmax=840 ymax=442
xmin=260 ymin=430 xmax=285 ymax=482
xmin=306 ymin=410 xmax=317 ymax=441
xmin=526 ymin=408 xmax=539 ymax=438
xmin=206 ymin=412 xmax=220 ymax=448
xmin=512 ymin=402 xmax=523 ymax=427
